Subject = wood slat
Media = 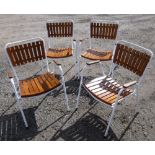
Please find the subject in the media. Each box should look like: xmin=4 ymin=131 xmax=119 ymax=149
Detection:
xmin=84 ymin=77 xmax=133 ymax=105
xmin=113 ymin=43 xmax=151 ymax=76
xmin=7 ymin=40 xmax=46 ymax=67
xmin=47 ymin=48 xmax=72 ymax=58
xmin=47 ymin=22 xmax=73 ymax=38
xmin=7 ymin=47 xmax=16 ymax=66
xmin=90 ymin=22 xmax=118 ymax=40
xmin=19 ymin=72 xmax=60 ymax=97
xmin=81 ymin=49 xmax=112 ymax=61
xmin=14 ymin=46 xmax=24 ymax=65
xmin=23 ymin=44 xmax=31 ymax=63
xmin=36 ymin=41 xmax=42 ymax=60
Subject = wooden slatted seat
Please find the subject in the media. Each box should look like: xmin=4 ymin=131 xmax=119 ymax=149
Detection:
xmin=84 ymin=76 xmax=133 ymax=105
xmin=47 ymin=48 xmax=72 ymax=58
xmin=19 ymin=72 xmax=61 ymax=97
xmin=81 ymin=49 xmax=112 ymax=61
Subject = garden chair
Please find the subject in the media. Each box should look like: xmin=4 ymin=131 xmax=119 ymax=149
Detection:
xmin=5 ymin=38 xmax=69 ymax=128
xmin=46 ymin=19 xmax=77 ymax=75
xmin=76 ymin=40 xmax=153 ymax=137
xmin=77 ymin=20 xmax=119 ymax=77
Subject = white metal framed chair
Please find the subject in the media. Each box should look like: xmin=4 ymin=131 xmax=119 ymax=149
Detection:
xmin=5 ymin=37 xmax=70 ymax=128
xmin=46 ymin=19 xmax=77 ymax=76
xmin=77 ymin=20 xmax=119 ymax=77
xmin=76 ymin=40 xmax=153 ymax=137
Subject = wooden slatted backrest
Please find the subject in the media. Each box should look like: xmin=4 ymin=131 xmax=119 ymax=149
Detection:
xmin=46 ymin=22 xmax=73 ymax=38
xmin=113 ymin=43 xmax=151 ymax=76
xmin=90 ymin=22 xmax=118 ymax=40
xmin=6 ymin=39 xmax=46 ymax=67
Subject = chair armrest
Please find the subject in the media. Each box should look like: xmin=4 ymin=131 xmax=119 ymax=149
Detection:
xmin=123 ymin=81 xmax=137 ymax=88
xmin=86 ymin=60 xmax=100 ymax=65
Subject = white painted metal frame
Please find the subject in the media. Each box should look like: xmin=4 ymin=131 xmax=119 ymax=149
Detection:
xmin=5 ymin=37 xmax=70 ymax=128
xmin=76 ymin=40 xmax=153 ymax=137
xmin=46 ymin=19 xmax=78 ymax=77
xmin=77 ymin=20 xmax=119 ymax=78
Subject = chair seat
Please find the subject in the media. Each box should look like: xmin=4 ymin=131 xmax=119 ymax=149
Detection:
xmin=19 ymin=72 xmax=61 ymax=97
xmin=84 ymin=76 xmax=133 ymax=105
xmin=81 ymin=49 xmax=112 ymax=61
xmin=47 ymin=48 xmax=72 ymax=58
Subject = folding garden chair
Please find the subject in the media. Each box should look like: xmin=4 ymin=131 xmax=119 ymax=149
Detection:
xmin=77 ymin=20 xmax=119 ymax=77
xmin=46 ymin=19 xmax=77 ymax=75
xmin=76 ymin=40 xmax=153 ymax=137
xmin=5 ymin=38 xmax=69 ymax=128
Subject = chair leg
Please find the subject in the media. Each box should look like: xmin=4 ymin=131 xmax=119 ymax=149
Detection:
xmin=104 ymin=106 xmax=116 ymax=137
xmin=135 ymin=85 xmax=140 ymax=113
xmin=73 ymin=56 xmax=78 ymax=78
xmin=77 ymin=57 xmax=80 ymax=79
xmin=99 ymin=62 xmax=105 ymax=76
xmin=76 ymin=82 xmax=82 ymax=109
xmin=16 ymin=99 xmax=28 ymax=128
xmin=62 ymin=83 xmax=70 ymax=111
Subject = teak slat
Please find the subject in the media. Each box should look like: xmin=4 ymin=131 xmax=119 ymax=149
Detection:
xmin=19 ymin=72 xmax=61 ymax=97
xmin=84 ymin=77 xmax=133 ymax=105
xmin=7 ymin=40 xmax=46 ymax=67
xmin=90 ymin=22 xmax=118 ymax=40
xmin=113 ymin=44 xmax=151 ymax=76
xmin=47 ymin=48 xmax=72 ymax=58
xmin=46 ymin=22 xmax=73 ymax=38
xmin=81 ymin=49 xmax=112 ymax=61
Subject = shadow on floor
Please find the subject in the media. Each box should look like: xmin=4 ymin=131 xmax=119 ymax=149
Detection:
xmin=51 ymin=112 xmax=118 ymax=141
xmin=0 ymin=107 xmax=38 ymax=141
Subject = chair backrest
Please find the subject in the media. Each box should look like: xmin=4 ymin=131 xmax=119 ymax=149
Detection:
xmin=6 ymin=38 xmax=46 ymax=67
xmin=113 ymin=41 xmax=152 ymax=76
xmin=46 ymin=21 xmax=73 ymax=38
xmin=90 ymin=20 xmax=119 ymax=40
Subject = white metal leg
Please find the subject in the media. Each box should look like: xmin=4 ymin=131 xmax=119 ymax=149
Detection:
xmin=77 ymin=41 xmax=82 ymax=79
xmin=99 ymin=62 xmax=105 ymax=76
xmin=104 ymin=106 xmax=116 ymax=137
xmin=77 ymin=57 xmax=81 ymax=79
xmin=76 ymin=84 xmax=82 ymax=109
xmin=16 ymin=99 xmax=28 ymax=128
xmin=73 ymin=54 xmax=78 ymax=78
xmin=135 ymin=84 xmax=140 ymax=113
xmin=76 ymin=74 xmax=83 ymax=108
xmin=63 ymin=83 xmax=70 ymax=111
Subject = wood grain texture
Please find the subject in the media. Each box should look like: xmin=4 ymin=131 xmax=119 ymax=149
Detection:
xmin=90 ymin=22 xmax=118 ymax=39
xmin=47 ymin=48 xmax=72 ymax=58
xmin=46 ymin=22 xmax=73 ymax=38
xmin=7 ymin=40 xmax=45 ymax=67
xmin=81 ymin=49 xmax=112 ymax=61
xmin=84 ymin=76 xmax=133 ymax=105
xmin=19 ymin=72 xmax=60 ymax=97
xmin=113 ymin=44 xmax=151 ymax=76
